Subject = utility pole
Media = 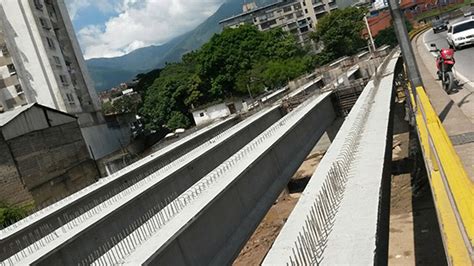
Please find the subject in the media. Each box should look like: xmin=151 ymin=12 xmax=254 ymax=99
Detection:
xmin=387 ymin=0 xmax=423 ymax=91
xmin=364 ymin=15 xmax=376 ymax=53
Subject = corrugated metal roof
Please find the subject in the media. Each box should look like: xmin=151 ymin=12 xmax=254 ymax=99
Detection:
xmin=0 ymin=103 xmax=77 ymax=127
xmin=0 ymin=103 xmax=78 ymax=140
xmin=0 ymin=103 xmax=35 ymax=127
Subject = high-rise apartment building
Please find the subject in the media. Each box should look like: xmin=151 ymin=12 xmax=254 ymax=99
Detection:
xmin=302 ymin=0 xmax=338 ymax=23
xmin=220 ymin=0 xmax=338 ymax=46
xmin=0 ymin=0 xmax=102 ymax=126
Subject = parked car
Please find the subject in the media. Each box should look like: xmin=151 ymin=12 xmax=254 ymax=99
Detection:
xmin=432 ymin=20 xmax=448 ymax=33
xmin=447 ymin=18 xmax=474 ymax=49
xmin=462 ymin=7 xmax=473 ymax=17
xmin=164 ymin=132 xmax=178 ymax=140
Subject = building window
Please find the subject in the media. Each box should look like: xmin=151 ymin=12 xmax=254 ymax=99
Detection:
xmin=59 ymin=74 xmax=68 ymax=85
xmin=39 ymin=17 xmax=50 ymax=30
xmin=0 ymin=44 xmax=9 ymax=57
xmin=66 ymin=93 xmax=75 ymax=105
xmin=7 ymin=64 xmax=16 ymax=75
xmin=305 ymin=9 xmax=308 ymax=14
xmin=53 ymin=56 xmax=61 ymax=66
xmin=15 ymin=84 xmax=23 ymax=94
xmin=46 ymin=37 xmax=55 ymax=49
xmin=34 ymin=0 xmax=43 ymax=10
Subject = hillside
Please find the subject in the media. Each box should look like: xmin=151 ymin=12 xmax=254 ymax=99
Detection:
xmin=86 ymin=0 xmax=277 ymax=91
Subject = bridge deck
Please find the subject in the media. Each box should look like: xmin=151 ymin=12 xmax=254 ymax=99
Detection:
xmin=264 ymin=50 xmax=400 ymax=265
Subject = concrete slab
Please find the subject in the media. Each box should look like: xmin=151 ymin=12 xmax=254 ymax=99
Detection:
xmin=95 ymin=92 xmax=335 ymax=265
xmin=263 ymin=51 xmax=400 ymax=265
xmin=1 ymin=106 xmax=283 ymax=265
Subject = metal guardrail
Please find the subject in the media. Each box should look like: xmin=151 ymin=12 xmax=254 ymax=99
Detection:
xmin=408 ymin=24 xmax=431 ymax=39
xmin=408 ymin=26 xmax=473 ymax=265
xmin=408 ymin=85 xmax=473 ymax=265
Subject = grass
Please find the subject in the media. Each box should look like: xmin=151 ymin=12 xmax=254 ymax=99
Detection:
xmin=0 ymin=202 xmax=33 ymax=228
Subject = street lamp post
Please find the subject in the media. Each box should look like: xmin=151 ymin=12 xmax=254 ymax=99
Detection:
xmin=364 ymin=15 xmax=376 ymax=53
xmin=387 ymin=0 xmax=423 ymax=92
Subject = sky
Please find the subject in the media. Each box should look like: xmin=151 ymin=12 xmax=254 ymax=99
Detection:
xmin=66 ymin=0 xmax=226 ymax=59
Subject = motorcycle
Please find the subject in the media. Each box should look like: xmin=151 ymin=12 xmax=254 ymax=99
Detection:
xmin=430 ymin=43 xmax=456 ymax=92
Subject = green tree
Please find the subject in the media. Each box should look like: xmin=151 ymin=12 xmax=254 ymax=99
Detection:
xmin=102 ymin=101 xmax=116 ymax=115
xmin=167 ymin=111 xmax=191 ymax=130
xmin=134 ymin=69 xmax=162 ymax=94
xmin=313 ymin=7 xmax=367 ymax=60
xmin=194 ymin=25 xmax=305 ymax=98
xmin=140 ymin=25 xmax=315 ymax=130
xmin=140 ymin=62 xmax=201 ymax=130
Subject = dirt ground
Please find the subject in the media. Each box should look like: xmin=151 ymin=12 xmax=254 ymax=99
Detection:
xmin=233 ymin=151 xmax=325 ymax=266
xmin=388 ymin=130 xmax=416 ymax=265
xmin=388 ymin=102 xmax=446 ymax=266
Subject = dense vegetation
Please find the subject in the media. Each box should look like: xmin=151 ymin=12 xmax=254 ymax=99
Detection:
xmin=140 ymin=25 xmax=316 ymax=130
xmin=138 ymin=7 xmax=376 ymax=131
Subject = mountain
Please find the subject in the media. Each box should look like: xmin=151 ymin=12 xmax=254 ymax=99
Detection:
xmin=86 ymin=35 xmax=187 ymax=91
xmin=86 ymin=0 xmax=278 ymax=91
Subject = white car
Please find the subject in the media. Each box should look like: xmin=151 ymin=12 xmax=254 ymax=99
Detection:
xmin=447 ymin=18 xmax=474 ymax=49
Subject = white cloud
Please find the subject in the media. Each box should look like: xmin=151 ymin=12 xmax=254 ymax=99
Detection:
xmin=66 ymin=0 xmax=116 ymax=20
xmin=68 ymin=0 xmax=225 ymax=59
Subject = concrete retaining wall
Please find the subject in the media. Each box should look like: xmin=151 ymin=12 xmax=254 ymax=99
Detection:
xmin=30 ymin=107 xmax=284 ymax=265
xmin=0 ymin=121 xmax=97 ymax=207
xmin=0 ymin=133 xmax=33 ymax=206
xmin=143 ymin=94 xmax=336 ymax=265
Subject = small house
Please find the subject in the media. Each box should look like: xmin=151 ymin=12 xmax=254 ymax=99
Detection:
xmin=191 ymin=99 xmax=247 ymax=126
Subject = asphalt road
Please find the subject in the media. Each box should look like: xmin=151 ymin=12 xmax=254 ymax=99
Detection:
xmin=422 ymin=16 xmax=474 ymax=82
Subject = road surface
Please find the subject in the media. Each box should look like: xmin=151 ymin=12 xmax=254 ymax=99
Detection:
xmin=422 ymin=16 xmax=474 ymax=83
xmin=414 ymin=16 xmax=474 ymax=123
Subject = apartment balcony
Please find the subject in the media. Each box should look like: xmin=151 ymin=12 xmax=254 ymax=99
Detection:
xmin=312 ymin=1 xmax=325 ymax=8
xmin=0 ymin=43 xmax=9 ymax=57
xmin=0 ymin=75 xmax=19 ymax=89
xmin=315 ymin=7 xmax=328 ymax=15
xmin=298 ymin=19 xmax=308 ymax=27
xmin=284 ymin=18 xmax=297 ymax=24
xmin=287 ymin=22 xmax=298 ymax=30
xmin=0 ymin=56 xmax=12 ymax=67
xmin=50 ymin=19 xmax=60 ymax=30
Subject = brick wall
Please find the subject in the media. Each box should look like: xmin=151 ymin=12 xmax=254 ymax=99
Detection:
xmin=0 ymin=133 xmax=34 ymax=206
xmin=6 ymin=121 xmax=99 ymax=206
